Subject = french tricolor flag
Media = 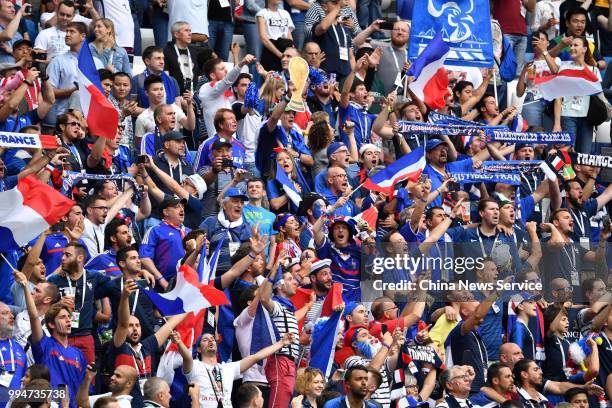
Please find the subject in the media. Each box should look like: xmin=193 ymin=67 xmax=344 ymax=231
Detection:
xmin=77 ymin=41 xmax=119 ymax=139
xmin=143 ymin=264 xmax=229 ymax=315
xmin=276 ymin=161 xmax=302 ymax=206
xmin=363 ymin=147 xmax=426 ymax=195
xmin=310 ymin=283 xmax=344 ymax=379
xmin=535 ymin=65 xmax=602 ymax=101
xmin=511 ymin=114 xmax=529 ymax=132
xmin=407 ymin=32 xmax=450 ymax=109
xmin=0 ymin=177 xmax=74 ymax=252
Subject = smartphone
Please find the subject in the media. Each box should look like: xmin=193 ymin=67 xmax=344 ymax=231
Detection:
xmin=447 ymin=181 xmax=460 ymax=192
xmin=137 ymin=155 xmax=149 ymax=165
xmin=137 ymin=279 xmax=149 ymax=288
xmin=22 ymin=3 xmax=32 ymax=15
xmin=184 ymin=78 xmax=192 ymax=92
xmin=32 ymin=51 xmax=47 ymax=61
xmin=128 ymin=93 xmax=139 ymax=103
xmin=380 ymin=19 xmax=395 ymax=30
xmin=418 ymin=174 xmax=428 ymax=183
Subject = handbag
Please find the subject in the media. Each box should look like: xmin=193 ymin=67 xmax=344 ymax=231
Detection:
xmin=587 ymin=92 xmax=612 ymax=126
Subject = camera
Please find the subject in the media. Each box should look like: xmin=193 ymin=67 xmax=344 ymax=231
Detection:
xmin=221 ymin=158 xmax=234 ymax=168
xmin=137 ymin=155 xmax=149 ymax=165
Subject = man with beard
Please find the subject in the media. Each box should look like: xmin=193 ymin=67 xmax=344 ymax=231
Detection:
xmin=40 ymin=204 xmax=87 ymax=274
xmin=423 ymin=139 xmax=485 ymax=208
xmin=195 ymin=108 xmax=247 ymax=172
xmin=303 ymin=259 xmax=333 ymax=326
xmin=0 ymin=302 xmax=27 ymax=401
xmin=85 ymin=218 xmax=132 ymax=277
xmin=513 ymin=359 xmax=549 ymax=408
xmin=562 ymin=180 xmax=612 ymax=247
xmin=18 ymin=270 xmax=86 ymax=407
xmin=47 ymin=242 xmax=110 ymax=364
xmin=343 ymin=327 xmax=399 ymax=408
xmin=496 ymin=203 xmax=543 ymax=274
xmin=378 ymin=21 xmax=410 ymax=94
xmin=323 ymin=365 xmax=378 ymax=408
xmin=515 ymin=144 xmax=547 ymax=223
xmin=243 ymin=178 xmax=276 ymax=255
xmin=323 ymin=166 xmax=359 ymax=216
xmin=140 ymin=196 xmax=191 ymax=288
xmin=542 ymin=209 xmax=609 ymax=297
xmin=307 ymin=75 xmax=340 ymax=129
xmin=199 ymin=188 xmax=252 ymax=276
xmin=110 ymin=279 xmax=185 ymax=393
xmin=470 ymin=363 xmax=515 ymax=407
xmin=436 ymin=366 xmax=474 ymax=408
xmin=79 ymin=364 xmax=138 ymax=408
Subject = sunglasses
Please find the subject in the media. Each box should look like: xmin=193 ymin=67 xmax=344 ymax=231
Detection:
xmin=66 ymin=121 xmax=82 ymax=128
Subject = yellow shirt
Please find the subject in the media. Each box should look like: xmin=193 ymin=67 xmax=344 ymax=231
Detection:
xmin=595 ymin=0 xmax=609 ymax=7
xmin=428 ymin=315 xmax=459 ymax=360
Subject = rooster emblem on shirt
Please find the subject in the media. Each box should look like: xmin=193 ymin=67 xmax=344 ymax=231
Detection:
xmin=427 ymin=0 xmax=474 ymax=43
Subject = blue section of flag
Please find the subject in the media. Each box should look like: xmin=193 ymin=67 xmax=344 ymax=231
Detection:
xmin=197 ymin=239 xmax=207 ymax=283
xmin=0 ymin=225 xmax=20 ymax=252
xmin=310 ymin=311 xmax=343 ymax=379
xmin=250 ymin=303 xmax=280 ymax=364
xmin=407 ymin=32 xmax=449 ymax=79
xmin=142 ymin=288 xmax=187 ymax=316
xmin=396 ymin=0 xmax=414 ymax=19
xmin=408 ymin=0 xmax=494 ymax=68
xmin=276 ymin=162 xmax=299 ymax=194
xmin=367 ymin=146 xmax=425 ymax=187
xmin=217 ymin=294 xmax=235 ymax=362
xmin=77 ymin=41 xmax=104 ymax=93
xmin=207 ymin=237 xmax=224 ymax=282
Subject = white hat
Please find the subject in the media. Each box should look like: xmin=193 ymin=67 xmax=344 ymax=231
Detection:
xmin=183 ymin=174 xmax=207 ymax=200
xmin=359 ymin=143 xmax=381 ymax=156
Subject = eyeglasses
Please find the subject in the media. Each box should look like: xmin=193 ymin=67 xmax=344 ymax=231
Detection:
xmin=382 ymin=306 xmax=398 ymax=312
xmin=405 ymin=384 xmax=418 ymax=389
xmin=392 ymin=29 xmax=408 ymax=33
xmin=66 ymin=121 xmax=82 ymax=128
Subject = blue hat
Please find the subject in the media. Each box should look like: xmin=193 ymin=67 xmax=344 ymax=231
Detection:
xmin=327 ymin=142 xmax=348 ymax=158
xmin=426 ymin=139 xmax=445 ymax=152
xmin=225 ymin=187 xmax=248 ymax=201
xmin=343 ymin=301 xmax=360 ymax=317
xmin=511 ymin=292 xmax=542 ymax=306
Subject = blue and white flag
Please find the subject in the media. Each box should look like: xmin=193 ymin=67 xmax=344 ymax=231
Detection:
xmin=310 ymin=311 xmax=343 ymax=379
xmin=409 ymin=0 xmax=494 ymax=68
xmin=276 ymin=161 xmax=302 ymax=207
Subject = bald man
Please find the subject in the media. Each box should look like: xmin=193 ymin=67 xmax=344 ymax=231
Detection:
xmin=0 ymin=301 xmax=27 ymax=392
xmin=80 ymin=365 xmax=138 ymax=408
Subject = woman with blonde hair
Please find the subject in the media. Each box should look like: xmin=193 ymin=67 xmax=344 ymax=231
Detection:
xmin=266 ymin=148 xmax=309 ymax=212
xmin=294 ymin=367 xmax=326 ymax=408
xmin=260 ymin=71 xmax=287 ymax=117
xmin=89 ymin=18 xmax=131 ymax=75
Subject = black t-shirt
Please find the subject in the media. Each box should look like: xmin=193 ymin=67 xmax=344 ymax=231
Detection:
xmin=597 ymin=332 xmax=612 ymax=389
xmin=208 ymin=0 xmax=232 ymax=22
xmin=542 ymin=241 xmax=589 ymax=301
xmin=312 ymin=23 xmax=352 ymax=77
xmin=542 ymin=334 xmax=571 ymax=382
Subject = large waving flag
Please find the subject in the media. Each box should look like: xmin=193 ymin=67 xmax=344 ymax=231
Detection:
xmin=0 ymin=177 xmax=74 ymax=252
xmin=310 ymin=283 xmax=343 ymax=379
xmin=197 ymin=236 xmax=225 ymax=283
xmin=276 ymin=161 xmax=302 ymax=207
xmin=535 ymin=66 xmax=602 ymax=101
xmin=77 ymin=41 xmax=119 ymax=139
xmin=143 ymin=265 xmax=229 ymax=315
xmin=363 ymin=147 xmax=426 ymax=195
xmin=408 ymin=32 xmax=450 ymax=109
xmin=250 ymin=303 xmax=280 ymax=364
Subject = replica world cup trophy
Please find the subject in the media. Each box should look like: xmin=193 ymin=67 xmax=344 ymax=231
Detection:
xmin=287 ymin=56 xmax=309 ymax=112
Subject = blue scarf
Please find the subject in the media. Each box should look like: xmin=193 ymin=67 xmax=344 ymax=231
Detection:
xmin=273 ymin=295 xmax=296 ymax=313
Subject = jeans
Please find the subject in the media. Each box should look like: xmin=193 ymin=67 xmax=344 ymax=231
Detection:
xmin=561 ymin=116 xmax=594 ymax=153
xmin=209 ymin=20 xmax=235 ymax=61
xmin=506 ymin=34 xmax=527 ymax=78
xmin=357 ymin=0 xmax=369 ymax=28
xmin=152 ymin=6 xmax=169 ymax=47
xmin=521 ymin=93 xmax=553 ymax=131
xmin=292 ymin=19 xmax=305 ymax=51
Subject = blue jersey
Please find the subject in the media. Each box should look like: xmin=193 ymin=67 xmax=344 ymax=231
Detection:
xmin=85 ymin=249 xmax=121 ymax=277
xmin=41 ymin=234 xmax=90 ymax=275
xmin=565 ymin=198 xmax=599 ymax=245
xmin=260 ymin=125 xmax=312 ymax=157
xmin=31 ymin=335 xmax=86 ymax=408
xmin=194 ymin=134 xmax=246 ymax=172
xmin=510 ymin=319 xmax=535 ymax=360
xmin=139 ymin=222 xmax=189 ymax=280
xmin=0 ymin=338 xmax=27 ymax=397
xmin=446 ymin=321 xmax=488 ymax=394
xmin=0 ymin=175 xmax=17 ymax=192
xmin=316 ymin=237 xmax=362 ymax=302
xmin=0 ymin=251 xmax=17 ymax=304
xmin=339 ymin=102 xmax=375 ymax=151
xmin=473 ymin=291 xmax=504 ymax=360
xmin=424 ymin=158 xmax=474 ymax=207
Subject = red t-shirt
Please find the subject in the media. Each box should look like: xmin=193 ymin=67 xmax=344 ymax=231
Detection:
xmin=493 ymin=0 xmax=527 ymax=35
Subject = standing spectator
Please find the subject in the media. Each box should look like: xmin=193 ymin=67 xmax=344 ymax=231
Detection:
xmin=307 ymin=78 xmax=339 ymax=130
xmin=89 ymin=18 xmax=132 ymax=75
xmin=194 ymin=109 xmax=247 ymax=172
xmin=236 ymin=383 xmax=265 ymax=408
xmin=131 ymin=46 xmax=181 ymax=109
xmin=0 ymin=302 xmax=28 ymax=396
xmin=508 ymin=293 xmax=540 ymax=361
xmin=513 ymin=359 xmax=549 ymax=408
xmin=94 ymin=0 xmax=135 ymax=55
xmin=167 ymin=0 xmax=209 ymax=46
xmin=491 ymin=0 xmax=536 ymax=76
xmin=84 ymin=218 xmax=131 ymax=277
xmin=232 ymin=73 xmax=263 ymax=175
xmin=207 ymin=0 xmax=235 ymax=61
xmin=40 ymin=0 xmax=99 ymax=28
xmin=142 ymin=377 xmax=173 ymax=408
xmin=46 ymin=21 xmax=86 ymax=129
xmin=0 ymin=1 xmax=25 ymax=63
xmin=18 ymin=270 xmax=86 ymax=407
xmin=199 ymin=53 xmax=256 ymax=138
xmin=34 ymin=1 xmax=79 ymax=60
xmin=163 ymin=21 xmax=201 ymax=94
xmin=378 ymin=21 xmax=410 ymax=94
xmin=256 ymin=0 xmax=294 ymax=72
xmin=11 ymin=39 xmax=41 ymax=111
xmin=294 ymin=368 xmax=326 ymax=408
xmin=81 ymin=192 xmax=133 ymax=257
xmin=243 ymin=178 xmax=276 ymax=250
xmin=531 ymin=0 xmax=559 ymax=40
xmin=79 ymin=365 xmax=138 ymax=407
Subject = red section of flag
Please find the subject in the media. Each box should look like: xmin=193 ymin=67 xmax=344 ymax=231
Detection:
xmin=19 ymin=176 xmax=75 ymax=225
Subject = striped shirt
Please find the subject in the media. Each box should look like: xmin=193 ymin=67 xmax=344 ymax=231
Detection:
xmin=344 ymin=356 xmax=391 ymax=408
xmin=304 ymin=3 xmax=360 ymax=40
xmin=271 ymin=301 xmax=300 ymax=360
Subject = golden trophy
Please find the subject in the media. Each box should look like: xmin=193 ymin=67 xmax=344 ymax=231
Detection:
xmin=287 ymin=56 xmax=309 ymax=112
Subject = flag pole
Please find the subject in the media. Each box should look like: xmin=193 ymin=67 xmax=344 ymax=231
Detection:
xmin=348 ymin=181 xmax=366 ymax=198
xmin=1 ymin=253 xmax=17 ymax=272
xmin=492 ymin=70 xmax=498 ymax=106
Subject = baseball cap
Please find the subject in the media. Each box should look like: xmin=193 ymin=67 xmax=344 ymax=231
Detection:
xmin=182 ymin=174 xmax=207 ymax=200
xmin=514 ymin=143 xmax=534 ymax=152
xmin=510 ymin=292 xmax=542 ymax=306
xmin=343 ymin=325 xmax=367 ymax=348
xmin=160 ymin=196 xmax=187 ymax=211
xmin=326 ymin=142 xmax=348 ymax=158
xmin=13 ymin=39 xmax=32 ymax=50
xmin=426 ymin=139 xmax=445 ymax=152
xmin=162 ymin=131 xmax=186 ymax=142
xmin=225 ymin=187 xmax=248 ymax=201
xmin=212 ymin=137 xmax=232 ymax=150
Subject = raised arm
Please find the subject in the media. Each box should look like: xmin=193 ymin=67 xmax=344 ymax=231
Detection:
xmin=15 ymin=271 xmax=43 ymax=343
xmin=154 ymin=313 xmax=188 ymax=346
xmin=219 ymin=224 xmax=268 ymax=288
xmin=112 ymin=279 xmax=138 ymax=348
xmin=171 ymin=331 xmax=194 ymax=375
xmin=313 ymin=2 xmax=341 ymax=37
xmin=239 ymin=333 xmax=294 ymax=373
xmin=461 ymin=290 xmax=498 ymax=335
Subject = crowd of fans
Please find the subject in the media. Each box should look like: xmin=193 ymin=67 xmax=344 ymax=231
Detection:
xmin=0 ymin=0 xmax=610 ymax=408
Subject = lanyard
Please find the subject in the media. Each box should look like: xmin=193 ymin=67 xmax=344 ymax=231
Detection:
xmin=174 ymin=44 xmax=193 ymax=79
xmin=168 ymin=159 xmax=183 ymax=182
xmin=477 ymin=228 xmax=499 ymax=258
xmin=92 ymin=225 xmax=103 ymax=253
xmin=556 ymin=336 xmax=569 ymax=371
xmin=331 ymin=24 xmax=347 ymax=48
xmin=67 ymin=271 xmax=87 ymax=312
xmin=389 ymin=48 xmax=406 ymax=72
xmin=563 ymin=243 xmax=577 ymax=272
xmin=120 ymin=278 xmax=140 ymax=316
xmin=128 ymin=344 xmax=148 ymax=377
xmin=570 ymin=208 xmax=586 ymax=237
xmin=206 ymin=366 xmax=224 ymax=403
xmin=0 ymin=339 xmax=15 ymax=372
xmin=68 ymin=144 xmax=83 ymax=168
xmin=470 ymin=331 xmax=488 ymax=380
